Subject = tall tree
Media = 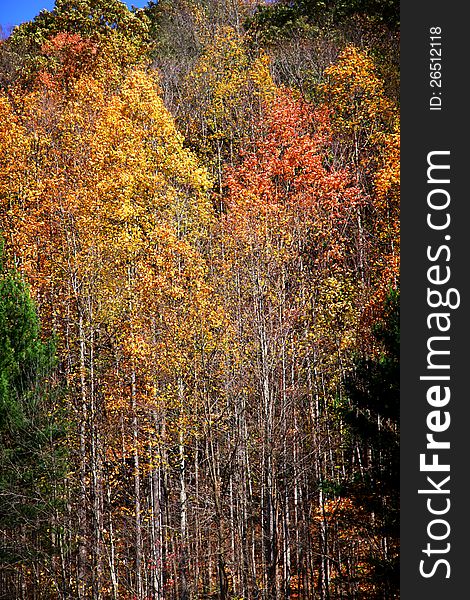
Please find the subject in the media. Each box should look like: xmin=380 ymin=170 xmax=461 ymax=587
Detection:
xmin=0 ymin=241 xmax=66 ymax=598
xmin=342 ymin=289 xmax=399 ymax=598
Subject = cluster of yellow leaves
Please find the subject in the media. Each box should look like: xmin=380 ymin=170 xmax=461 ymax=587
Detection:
xmin=370 ymin=130 xmax=400 ymax=305
xmin=322 ymin=45 xmax=398 ymax=146
xmin=187 ymin=26 xmax=275 ymax=147
xmin=321 ymin=45 xmax=400 ymax=336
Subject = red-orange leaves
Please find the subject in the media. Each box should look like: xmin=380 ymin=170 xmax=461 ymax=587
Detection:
xmin=223 ymin=90 xmax=364 ymax=270
xmin=38 ymin=33 xmax=98 ymax=89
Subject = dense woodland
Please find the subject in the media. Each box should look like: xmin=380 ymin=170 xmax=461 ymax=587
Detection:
xmin=0 ymin=1 xmax=399 ymax=598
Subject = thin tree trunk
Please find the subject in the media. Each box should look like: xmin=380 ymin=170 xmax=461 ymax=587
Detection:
xmin=131 ymin=370 xmax=143 ymax=599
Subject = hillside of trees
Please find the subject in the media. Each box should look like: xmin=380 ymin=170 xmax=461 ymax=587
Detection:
xmin=0 ymin=1 xmax=399 ymax=598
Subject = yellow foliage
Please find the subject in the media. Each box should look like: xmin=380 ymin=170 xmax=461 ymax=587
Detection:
xmin=187 ymin=26 xmax=275 ymax=145
xmin=322 ymin=45 xmax=397 ymax=143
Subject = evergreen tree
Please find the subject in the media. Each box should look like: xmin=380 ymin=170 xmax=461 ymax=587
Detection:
xmin=342 ymin=289 xmax=399 ymax=597
xmin=0 ymin=241 xmax=66 ymax=593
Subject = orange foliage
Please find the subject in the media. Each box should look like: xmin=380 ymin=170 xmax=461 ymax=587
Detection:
xmin=38 ymin=32 xmax=98 ymax=89
xmin=224 ymin=89 xmax=364 ymax=271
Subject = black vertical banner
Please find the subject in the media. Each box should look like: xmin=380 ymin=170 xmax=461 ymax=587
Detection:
xmin=401 ymin=2 xmax=469 ymax=597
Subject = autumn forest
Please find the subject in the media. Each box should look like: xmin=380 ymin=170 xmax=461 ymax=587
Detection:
xmin=0 ymin=1 xmax=399 ymax=598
